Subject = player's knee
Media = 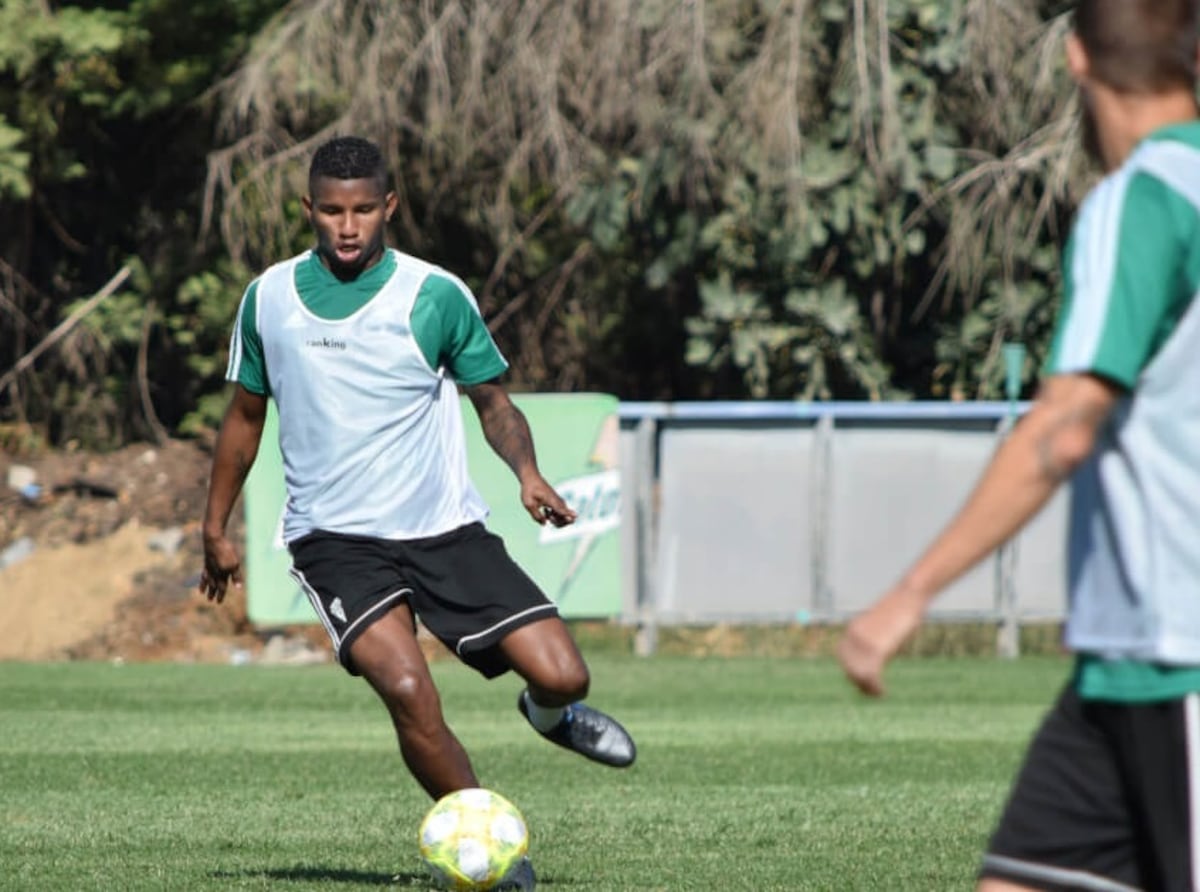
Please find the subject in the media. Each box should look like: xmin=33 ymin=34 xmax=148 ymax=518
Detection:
xmin=549 ymin=662 xmax=590 ymax=702
xmin=377 ymin=666 xmax=437 ymax=714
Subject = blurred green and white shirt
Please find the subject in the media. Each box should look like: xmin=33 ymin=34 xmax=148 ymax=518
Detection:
xmin=1044 ymin=121 xmax=1200 ymax=701
xmin=226 ymin=248 xmax=508 ymax=543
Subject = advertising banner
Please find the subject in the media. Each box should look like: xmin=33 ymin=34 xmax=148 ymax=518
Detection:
xmin=243 ymin=393 xmax=622 ymax=625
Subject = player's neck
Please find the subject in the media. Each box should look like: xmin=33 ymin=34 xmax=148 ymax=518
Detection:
xmin=1095 ymin=89 xmax=1199 ymax=171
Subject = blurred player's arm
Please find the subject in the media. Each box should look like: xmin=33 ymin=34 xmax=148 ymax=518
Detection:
xmin=465 ymin=380 xmax=577 ymax=527
xmin=838 ymin=372 xmax=1120 ymax=696
xmin=200 ymin=384 xmax=268 ymax=602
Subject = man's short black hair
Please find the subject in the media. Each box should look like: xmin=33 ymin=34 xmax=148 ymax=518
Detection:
xmin=308 ymin=136 xmax=388 ymax=190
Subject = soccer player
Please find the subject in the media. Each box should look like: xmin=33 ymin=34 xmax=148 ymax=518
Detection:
xmin=199 ymin=135 xmax=636 ymax=858
xmin=837 ymin=1 xmax=1200 ymax=889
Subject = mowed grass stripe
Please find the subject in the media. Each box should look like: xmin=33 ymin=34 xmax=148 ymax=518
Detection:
xmin=0 ymin=655 xmax=1068 ymax=890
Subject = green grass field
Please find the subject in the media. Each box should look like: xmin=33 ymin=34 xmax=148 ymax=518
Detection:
xmin=0 ymin=654 xmax=1070 ymax=891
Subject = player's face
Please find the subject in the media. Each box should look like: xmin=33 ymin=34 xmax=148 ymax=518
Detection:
xmin=304 ymin=176 xmax=397 ymax=280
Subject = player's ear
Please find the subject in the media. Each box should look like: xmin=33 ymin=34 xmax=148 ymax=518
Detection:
xmin=301 ymin=194 xmax=314 ymax=222
xmin=1066 ymin=32 xmax=1089 ymax=84
xmin=384 ymin=190 xmax=398 ymax=223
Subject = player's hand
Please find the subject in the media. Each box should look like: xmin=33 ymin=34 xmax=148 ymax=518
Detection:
xmin=200 ymin=532 xmax=243 ymax=604
xmin=837 ymin=586 xmax=926 ymax=698
xmin=520 ymin=474 xmax=577 ymax=527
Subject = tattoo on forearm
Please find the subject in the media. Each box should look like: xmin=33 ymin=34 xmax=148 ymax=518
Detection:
xmin=1035 ymin=435 xmax=1072 ymax=483
xmin=482 ymin=403 xmax=536 ymax=475
xmin=1034 ymin=404 xmax=1106 ymax=482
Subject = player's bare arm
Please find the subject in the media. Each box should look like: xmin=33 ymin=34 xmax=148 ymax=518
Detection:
xmin=838 ymin=372 xmax=1120 ymax=697
xmin=200 ymin=385 xmax=268 ymax=602
xmin=465 ymin=380 xmax=578 ymax=527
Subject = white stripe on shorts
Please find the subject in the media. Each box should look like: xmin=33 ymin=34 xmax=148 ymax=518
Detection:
xmin=454 ymin=603 xmax=558 ymax=656
xmin=289 ymin=567 xmax=340 ymax=649
xmin=981 ymin=855 xmax=1142 ymax=892
xmin=1186 ymin=692 xmax=1200 ymax=892
xmin=289 ymin=566 xmax=412 ymax=662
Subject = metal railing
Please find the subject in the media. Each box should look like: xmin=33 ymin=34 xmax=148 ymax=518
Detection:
xmin=615 ymin=401 xmax=1064 ymax=656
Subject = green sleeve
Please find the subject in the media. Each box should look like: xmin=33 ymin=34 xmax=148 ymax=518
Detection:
xmin=226 ymin=279 xmax=270 ymax=396
xmin=1045 ymin=172 xmax=1197 ymax=386
xmin=411 ymin=271 xmax=509 ymax=385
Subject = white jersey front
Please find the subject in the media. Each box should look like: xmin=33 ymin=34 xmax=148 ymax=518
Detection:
xmin=243 ymin=250 xmax=494 ymax=542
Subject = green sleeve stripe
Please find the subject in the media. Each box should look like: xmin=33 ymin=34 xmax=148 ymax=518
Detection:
xmin=228 ymin=279 xmax=269 ymax=396
xmin=411 ymin=271 xmax=508 ymax=385
xmin=1048 ymin=170 xmax=1195 ymax=387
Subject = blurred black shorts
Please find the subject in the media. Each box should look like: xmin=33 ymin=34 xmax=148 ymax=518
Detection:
xmin=980 ymin=683 xmax=1198 ymax=891
xmin=288 ymin=522 xmax=559 ymax=678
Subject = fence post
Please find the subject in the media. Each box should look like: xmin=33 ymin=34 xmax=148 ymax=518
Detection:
xmin=633 ymin=416 xmax=659 ymax=656
xmin=995 ymin=343 xmax=1027 ymax=658
xmin=811 ymin=412 xmax=835 ymax=619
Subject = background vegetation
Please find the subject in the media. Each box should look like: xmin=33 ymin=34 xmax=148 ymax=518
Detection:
xmin=0 ymin=0 xmax=1089 ymax=450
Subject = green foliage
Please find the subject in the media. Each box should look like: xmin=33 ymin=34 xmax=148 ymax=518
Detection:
xmin=1 ymin=0 xmax=1089 ymax=445
xmin=0 ymin=0 xmax=284 ymax=447
xmin=0 ymin=114 xmax=29 ymax=198
xmin=168 ymin=261 xmax=255 ymax=434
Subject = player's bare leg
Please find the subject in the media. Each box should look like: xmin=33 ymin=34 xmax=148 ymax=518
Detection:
xmin=977 ymin=880 xmax=1040 ymax=892
xmin=351 ymin=604 xmax=478 ymax=798
xmin=501 ymin=616 xmax=590 ymax=705
xmin=502 ymin=617 xmax=636 ymax=767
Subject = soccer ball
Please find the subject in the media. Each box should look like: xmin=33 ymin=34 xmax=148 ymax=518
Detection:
xmin=418 ymin=787 xmax=529 ymax=890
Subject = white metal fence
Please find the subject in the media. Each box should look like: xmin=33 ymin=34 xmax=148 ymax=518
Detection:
xmin=616 ymin=402 xmax=1069 ymax=655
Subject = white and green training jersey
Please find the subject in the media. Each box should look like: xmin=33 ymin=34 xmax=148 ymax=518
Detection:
xmin=226 ymin=248 xmax=508 ymax=543
xmin=1045 ymin=122 xmax=1200 ymax=699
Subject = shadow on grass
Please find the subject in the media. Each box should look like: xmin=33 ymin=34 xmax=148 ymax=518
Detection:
xmin=209 ymin=866 xmax=429 ymax=886
xmin=211 ymin=863 xmax=562 ymax=887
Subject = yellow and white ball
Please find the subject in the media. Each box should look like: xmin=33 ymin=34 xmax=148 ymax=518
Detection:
xmin=418 ymin=788 xmax=529 ymax=891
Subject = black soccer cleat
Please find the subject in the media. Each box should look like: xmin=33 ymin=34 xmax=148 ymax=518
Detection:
xmin=494 ymin=856 xmax=536 ymax=890
xmin=518 ymin=692 xmax=637 ymax=768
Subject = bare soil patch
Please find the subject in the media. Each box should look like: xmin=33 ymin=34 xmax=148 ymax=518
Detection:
xmin=0 ymin=438 xmax=285 ymax=664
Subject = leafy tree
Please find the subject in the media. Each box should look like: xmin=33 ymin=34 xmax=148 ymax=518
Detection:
xmin=0 ymin=0 xmax=1097 ymax=449
xmin=204 ymin=0 xmax=1090 ymax=404
xmin=0 ymin=0 xmax=281 ymax=446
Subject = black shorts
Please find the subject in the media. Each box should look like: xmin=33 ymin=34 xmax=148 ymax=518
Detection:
xmin=980 ymin=684 xmax=1200 ymax=892
xmin=287 ymin=522 xmax=559 ymax=678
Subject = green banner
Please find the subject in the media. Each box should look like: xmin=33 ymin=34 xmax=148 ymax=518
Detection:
xmin=243 ymin=393 xmax=623 ymax=625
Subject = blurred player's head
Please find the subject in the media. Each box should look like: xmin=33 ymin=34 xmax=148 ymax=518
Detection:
xmin=303 ymin=136 xmax=396 ymax=280
xmin=1068 ymin=0 xmax=1200 ymax=167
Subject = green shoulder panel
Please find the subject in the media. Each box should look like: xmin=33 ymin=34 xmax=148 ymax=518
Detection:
xmin=1046 ymin=171 xmax=1199 ymax=386
xmin=411 ymin=272 xmax=509 ymax=385
xmin=233 ymin=279 xmax=270 ymax=396
xmin=1091 ymin=173 xmax=1199 ymax=385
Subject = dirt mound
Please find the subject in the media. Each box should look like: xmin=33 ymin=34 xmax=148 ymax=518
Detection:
xmin=0 ymin=436 xmax=470 ymax=666
xmin=0 ymin=437 xmax=324 ymax=665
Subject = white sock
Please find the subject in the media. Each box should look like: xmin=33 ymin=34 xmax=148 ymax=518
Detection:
xmin=522 ymin=690 xmax=567 ymax=732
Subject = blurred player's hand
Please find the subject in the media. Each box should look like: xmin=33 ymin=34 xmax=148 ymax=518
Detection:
xmin=837 ymin=586 xmax=926 ymax=697
xmin=520 ymin=474 xmax=577 ymax=527
xmin=200 ymin=533 xmax=243 ymax=603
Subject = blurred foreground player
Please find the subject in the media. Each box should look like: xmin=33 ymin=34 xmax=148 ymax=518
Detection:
xmin=838 ymin=2 xmax=1200 ymax=889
